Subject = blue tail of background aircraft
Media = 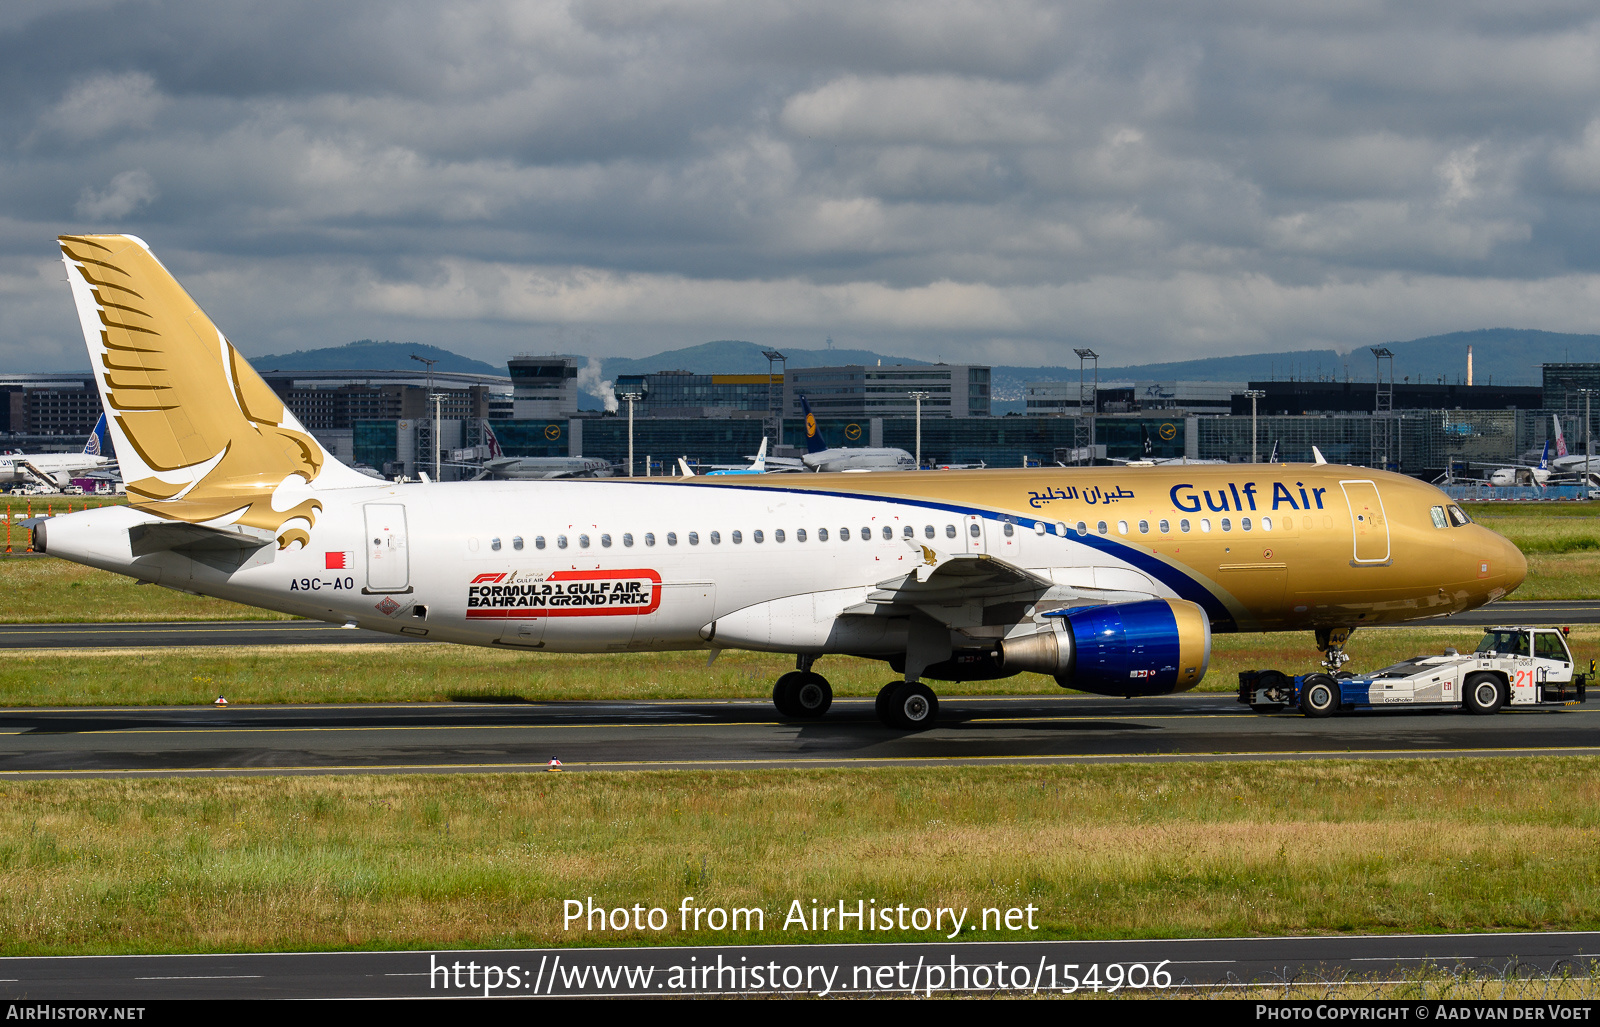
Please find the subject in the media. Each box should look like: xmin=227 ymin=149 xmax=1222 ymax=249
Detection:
xmin=82 ymin=414 xmax=109 ymax=457
xmin=799 ymin=395 xmax=827 ymax=454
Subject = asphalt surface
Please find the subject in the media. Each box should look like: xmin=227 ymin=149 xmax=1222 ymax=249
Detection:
xmin=1 ymin=692 xmax=1596 ymax=779
xmin=2 ymin=932 xmax=1596 ymax=998
xmin=1 ymin=600 xmax=1594 ymax=650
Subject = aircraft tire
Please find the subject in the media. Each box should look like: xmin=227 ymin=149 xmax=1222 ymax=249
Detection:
xmin=791 ymin=673 xmax=833 ymax=718
xmin=1463 ymin=672 xmax=1505 ymax=715
xmin=881 ymin=682 xmax=939 ymax=731
xmin=1298 ymin=674 xmax=1339 ymax=718
xmin=874 ymin=681 xmax=902 ymax=723
xmin=772 ymin=673 xmax=803 ymax=717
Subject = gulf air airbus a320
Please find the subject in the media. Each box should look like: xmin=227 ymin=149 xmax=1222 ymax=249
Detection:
xmin=36 ymin=235 xmax=1528 ymax=728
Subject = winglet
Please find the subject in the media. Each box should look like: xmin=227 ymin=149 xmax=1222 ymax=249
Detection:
xmin=1312 ymin=446 xmax=1328 ymax=465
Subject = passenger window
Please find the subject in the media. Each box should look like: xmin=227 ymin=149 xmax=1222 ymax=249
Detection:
xmin=1117 ymin=521 xmax=1128 ymax=535
xmin=861 ymin=526 xmax=870 ymax=540
xmin=1221 ymin=518 xmax=1231 ymax=532
xmin=945 ymin=524 xmax=957 ymax=538
xmin=491 ymin=538 xmax=502 ymax=551
xmin=969 ymin=523 xmax=980 ymax=538
xmin=754 ymin=530 xmax=765 ymax=543
xmin=535 ymin=536 xmax=547 ymax=550
xmin=1035 ymin=522 xmax=1047 ymax=536
xmin=600 ymin=534 xmax=612 ymax=547
xmin=796 ymin=529 xmax=806 ymax=542
xmin=818 ymin=528 xmax=828 ymax=541
xmin=1430 ymin=506 xmax=1448 ymax=529
xmin=1076 ymin=521 xmax=1087 ymax=536
xmin=840 ymin=527 xmax=851 ymax=541
xmin=1138 ymin=520 xmax=1149 ymax=534
xmin=644 ymin=533 xmax=655 ymax=546
xmin=666 ymin=532 xmax=677 ymax=546
xmin=775 ymin=529 xmax=785 ymax=543
xmin=512 ymin=536 xmax=524 ymax=550
xmin=883 ymin=526 xmax=894 ymax=540
xmin=1179 ymin=519 xmax=1190 ymax=533
xmin=1003 ymin=523 xmax=1014 ymax=537
xmin=1200 ymin=519 xmax=1211 ymax=533
xmin=688 ymin=532 xmax=699 ymax=545
xmin=557 ymin=535 xmax=568 ymax=549
xmin=903 ymin=525 xmax=914 ymax=539
xmin=622 ymin=533 xmax=633 ymax=547
xmin=731 ymin=530 xmax=742 ymax=544
xmin=579 ymin=534 xmax=591 ymax=548
xmin=1054 ymin=521 xmax=1067 ymax=535
xmin=1158 ymin=519 xmax=1169 ymax=533
xmin=1261 ymin=517 xmax=1272 ymax=532
xmin=711 ymin=531 xmax=722 ymax=544
xmin=1097 ymin=521 xmax=1108 ymax=535
xmin=1241 ymin=518 xmax=1251 ymax=531
xmin=925 ymin=525 xmax=935 ymax=538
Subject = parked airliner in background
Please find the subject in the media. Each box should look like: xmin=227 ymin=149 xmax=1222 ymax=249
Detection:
xmin=0 ymin=414 xmax=114 ymax=488
xmin=37 ymin=235 xmax=1527 ymax=728
xmin=764 ymin=396 xmax=917 ymax=473
xmin=466 ymin=423 xmax=615 ymax=480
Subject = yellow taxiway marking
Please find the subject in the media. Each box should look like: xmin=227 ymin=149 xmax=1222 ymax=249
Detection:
xmin=3 ymin=745 xmax=1600 ymax=777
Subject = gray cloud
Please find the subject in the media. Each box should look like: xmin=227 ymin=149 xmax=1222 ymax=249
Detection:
xmin=2 ymin=0 xmax=1600 ymax=372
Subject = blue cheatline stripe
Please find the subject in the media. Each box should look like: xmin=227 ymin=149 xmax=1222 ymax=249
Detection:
xmin=620 ymin=479 xmax=1239 ymax=631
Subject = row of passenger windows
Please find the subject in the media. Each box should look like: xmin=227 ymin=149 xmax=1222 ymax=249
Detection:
xmin=483 ymin=514 xmax=1299 ymax=552
xmin=490 ymin=523 xmax=969 ymax=551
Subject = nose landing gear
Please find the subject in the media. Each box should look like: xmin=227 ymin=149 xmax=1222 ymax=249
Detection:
xmin=1316 ymin=627 xmax=1354 ymax=674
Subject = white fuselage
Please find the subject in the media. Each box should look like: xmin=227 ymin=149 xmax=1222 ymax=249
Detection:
xmin=40 ymin=477 xmax=1170 ymax=656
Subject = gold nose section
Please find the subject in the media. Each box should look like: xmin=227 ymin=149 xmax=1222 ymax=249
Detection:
xmin=1500 ymin=532 xmax=1528 ymax=596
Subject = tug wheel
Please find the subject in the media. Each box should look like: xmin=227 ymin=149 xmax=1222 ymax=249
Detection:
xmin=1299 ymin=674 xmax=1339 ymax=718
xmin=1463 ymin=672 xmax=1505 ymax=715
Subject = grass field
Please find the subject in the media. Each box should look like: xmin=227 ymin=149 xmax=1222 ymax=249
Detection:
xmin=3 ymin=625 xmax=1585 ymax=706
xmin=1 ymin=758 xmax=1597 ymax=956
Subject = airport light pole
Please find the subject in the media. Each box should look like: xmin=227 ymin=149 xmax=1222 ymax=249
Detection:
xmin=1581 ymin=389 xmax=1597 ymax=492
xmin=908 ymin=391 xmax=930 ymax=468
xmin=1244 ymin=389 xmax=1266 ymax=463
xmin=762 ymin=349 xmax=786 ymax=452
xmin=431 ymin=392 xmax=443 ymax=482
xmin=619 ymin=390 xmax=643 ymax=476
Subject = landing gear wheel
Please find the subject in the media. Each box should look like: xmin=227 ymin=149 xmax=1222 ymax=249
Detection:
xmin=1299 ymin=674 xmax=1339 ymax=718
xmin=791 ymin=673 xmax=832 ymax=718
xmin=875 ymin=681 xmax=902 ymax=723
xmin=1463 ymin=672 xmax=1505 ymax=715
xmin=879 ymin=682 xmax=939 ymax=731
xmin=774 ymin=671 xmax=832 ymax=719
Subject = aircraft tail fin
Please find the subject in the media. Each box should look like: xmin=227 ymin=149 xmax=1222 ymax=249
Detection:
xmin=58 ymin=234 xmax=370 ymax=549
xmin=1554 ymin=414 xmax=1569 ymax=458
xmin=1268 ymin=438 xmax=1279 ymax=463
xmin=82 ymin=413 xmax=111 ymax=458
xmin=799 ymin=395 xmax=827 ymax=454
xmin=677 ymin=457 xmax=695 ymax=477
xmin=1540 ymin=439 xmax=1550 ymax=471
xmin=1140 ymin=423 xmax=1153 ymax=458
xmin=750 ymin=436 xmax=767 ymax=472
xmin=483 ymin=419 xmax=503 ymax=459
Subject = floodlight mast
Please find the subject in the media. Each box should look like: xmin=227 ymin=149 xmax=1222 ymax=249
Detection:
xmin=1074 ymin=348 xmax=1098 ymax=465
xmin=1244 ymin=389 xmax=1266 ymax=463
xmin=907 ymin=391 xmax=930 ymax=468
xmin=619 ymin=390 xmax=644 ymax=476
xmin=411 ymin=354 xmax=441 ymax=481
xmin=762 ymin=350 xmax=786 ymax=452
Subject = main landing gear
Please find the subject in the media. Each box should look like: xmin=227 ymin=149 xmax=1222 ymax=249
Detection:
xmin=876 ymin=681 xmax=939 ymax=731
xmin=772 ymin=655 xmax=833 ymax=719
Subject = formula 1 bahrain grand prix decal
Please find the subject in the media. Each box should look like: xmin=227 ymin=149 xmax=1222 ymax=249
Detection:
xmin=465 ymin=569 xmax=663 ymax=619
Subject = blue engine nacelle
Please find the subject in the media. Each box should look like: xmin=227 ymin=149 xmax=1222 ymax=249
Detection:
xmin=998 ymin=598 xmax=1212 ymax=696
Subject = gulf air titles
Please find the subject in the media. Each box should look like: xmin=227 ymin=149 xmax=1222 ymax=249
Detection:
xmin=39 ymin=235 xmax=1526 ymax=728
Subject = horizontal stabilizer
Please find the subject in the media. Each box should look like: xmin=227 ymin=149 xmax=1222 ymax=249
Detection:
xmin=128 ymin=521 xmax=276 ymax=558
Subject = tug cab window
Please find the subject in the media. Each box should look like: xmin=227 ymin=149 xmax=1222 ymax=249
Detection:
xmin=1475 ymin=630 xmax=1529 ymax=657
xmin=1535 ymin=630 xmax=1573 ymax=663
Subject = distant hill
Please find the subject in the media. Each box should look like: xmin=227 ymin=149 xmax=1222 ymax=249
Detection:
xmin=596 ymin=340 xmax=930 ymax=378
xmin=251 ymin=339 xmax=505 ymax=376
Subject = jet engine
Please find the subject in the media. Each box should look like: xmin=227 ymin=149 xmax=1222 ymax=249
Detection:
xmin=999 ymin=598 xmax=1211 ymax=696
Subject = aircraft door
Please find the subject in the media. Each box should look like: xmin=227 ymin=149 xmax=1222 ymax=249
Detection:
xmin=1340 ymin=481 xmax=1390 ymax=564
xmin=985 ymin=516 xmax=1019 ymax=558
xmin=364 ymin=504 xmax=411 ymax=592
xmin=964 ymin=514 xmax=987 ymax=554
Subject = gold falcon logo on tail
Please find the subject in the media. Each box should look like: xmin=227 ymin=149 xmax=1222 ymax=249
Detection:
xmin=59 ymin=235 xmax=326 ymax=548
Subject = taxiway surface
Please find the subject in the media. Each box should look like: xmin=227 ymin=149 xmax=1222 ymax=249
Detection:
xmin=2 ymin=692 xmax=1596 ymax=779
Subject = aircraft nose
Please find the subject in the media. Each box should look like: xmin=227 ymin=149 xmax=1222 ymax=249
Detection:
xmin=1498 ymin=531 xmax=1528 ymax=596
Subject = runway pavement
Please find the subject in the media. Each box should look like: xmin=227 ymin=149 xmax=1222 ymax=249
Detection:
xmin=3 ymin=931 xmax=1597 ymax=998
xmin=1 ymin=692 xmax=1596 ymax=779
xmin=1 ymin=600 xmax=1595 ymax=650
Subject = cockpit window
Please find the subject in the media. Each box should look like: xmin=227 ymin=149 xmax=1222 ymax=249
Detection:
xmin=1447 ymin=505 xmax=1472 ymax=526
xmin=1429 ymin=506 xmax=1448 ymax=529
xmin=1475 ymin=630 xmax=1529 ymax=657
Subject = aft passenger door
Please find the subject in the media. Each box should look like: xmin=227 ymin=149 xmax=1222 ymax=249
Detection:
xmin=364 ymin=504 xmax=411 ymax=593
xmin=1340 ymin=480 xmax=1390 ymax=565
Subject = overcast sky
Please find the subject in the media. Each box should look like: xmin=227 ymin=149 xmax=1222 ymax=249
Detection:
xmin=5 ymin=0 xmax=1600 ymax=371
